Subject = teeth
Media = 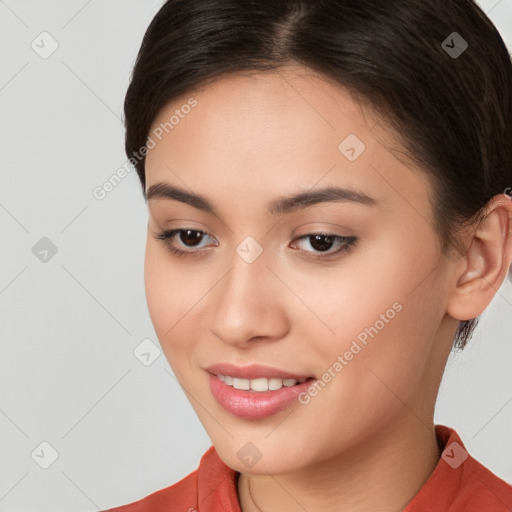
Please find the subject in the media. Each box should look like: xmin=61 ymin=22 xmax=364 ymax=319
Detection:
xmin=269 ymin=377 xmax=283 ymax=390
xmin=218 ymin=374 xmax=307 ymax=392
xmin=250 ymin=378 xmax=269 ymax=392
xmin=232 ymin=377 xmax=250 ymax=390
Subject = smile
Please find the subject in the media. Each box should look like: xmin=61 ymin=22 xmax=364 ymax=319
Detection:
xmin=217 ymin=374 xmax=308 ymax=392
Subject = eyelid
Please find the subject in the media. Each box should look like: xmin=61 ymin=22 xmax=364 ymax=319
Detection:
xmin=291 ymin=221 xmax=355 ymax=237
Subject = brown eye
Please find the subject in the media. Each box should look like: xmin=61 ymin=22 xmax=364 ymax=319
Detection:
xmin=308 ymin=234 xmax=336 ymax=252
xmin=154 ymin=228 xmax=218 ymax=256
xmin=291 ymin=233 xmax=357 ymax=259
xmin=179 ymin=229 xmax=205 ymax=247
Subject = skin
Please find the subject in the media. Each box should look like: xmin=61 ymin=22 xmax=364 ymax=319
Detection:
xmin=143 ymin=65 xmax=512 ymax=512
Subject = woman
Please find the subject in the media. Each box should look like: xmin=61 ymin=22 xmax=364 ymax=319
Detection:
xmin=105 ymin=0 xmax=512 ymax=510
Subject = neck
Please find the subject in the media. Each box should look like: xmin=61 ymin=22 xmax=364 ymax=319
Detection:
xmin=238 ymin=415 xmax=441 ymax=512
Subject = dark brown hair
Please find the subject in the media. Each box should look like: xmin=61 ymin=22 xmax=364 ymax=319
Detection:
xmin=124 ymin=0 xmax=512 ymax=349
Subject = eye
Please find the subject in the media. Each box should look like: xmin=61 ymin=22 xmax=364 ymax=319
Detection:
xmin=290 ymin=233 xmax=357 ymax=258
xmin=154 ymin=228 xmax=217 ymax=256
xmin=153 ymin=228 xmax=357 ymax=260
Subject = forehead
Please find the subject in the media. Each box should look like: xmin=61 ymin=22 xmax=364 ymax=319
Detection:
xmin=148 ymin=65 xmax=379 ymax=145
xmin=145 ymin=65 xmax=433 ymax=221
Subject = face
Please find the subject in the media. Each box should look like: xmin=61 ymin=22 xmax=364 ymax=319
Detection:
xmin=144 ymin=65 xmax=457 ymax=475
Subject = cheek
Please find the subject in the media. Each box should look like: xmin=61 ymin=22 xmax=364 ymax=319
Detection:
xmin=144 ymin=238 xmax=217 ymax=375
xmin=274 ymin=243 xmax=405 ymax=354
xmin=144 ymin=239 xmax=171 ymax=336
xmin=144 ymin=240 xmax=194 ymax=364
xmin=283 ymin=237 xmax=445 ymax=401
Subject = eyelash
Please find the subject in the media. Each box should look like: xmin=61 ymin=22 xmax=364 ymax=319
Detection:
xmin=153 ymin=228 xmax=357 ymax=260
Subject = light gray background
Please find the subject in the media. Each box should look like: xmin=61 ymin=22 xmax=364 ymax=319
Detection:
xmin=0 ymin=1 xmax=511 ymax=511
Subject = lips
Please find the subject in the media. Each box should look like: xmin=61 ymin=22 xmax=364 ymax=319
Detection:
xmin=204 ymin=362 xmax=313 ymax=380
xmin=205 ymin=362 xmax=317 ymax=419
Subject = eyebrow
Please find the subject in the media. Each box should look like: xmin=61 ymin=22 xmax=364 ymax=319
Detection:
xmin=145 ymin=182 xmax=379 ymax=216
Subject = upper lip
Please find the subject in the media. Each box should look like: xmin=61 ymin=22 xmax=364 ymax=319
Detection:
xmin=205 ymin=362 xmax=313 ymax=380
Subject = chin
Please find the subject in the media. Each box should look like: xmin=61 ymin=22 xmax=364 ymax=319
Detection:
xmin=210 ymin=432 xmax=310 ymax=475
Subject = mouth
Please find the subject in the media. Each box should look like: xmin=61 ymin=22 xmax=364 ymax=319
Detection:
xmin=205 ymin=362 xmax=314 ymax=385
xmin=216 ymin=374 xmax=312 ymax=392
xmin=205 ymin=362 xmax=317 ymax=419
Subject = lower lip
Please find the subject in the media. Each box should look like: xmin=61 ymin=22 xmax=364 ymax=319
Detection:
xmin=208 ymin=373 xmax=316 ymax=419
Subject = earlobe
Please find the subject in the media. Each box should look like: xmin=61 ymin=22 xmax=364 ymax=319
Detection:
xmin=446 ymin=194 xmax=512 ymax=322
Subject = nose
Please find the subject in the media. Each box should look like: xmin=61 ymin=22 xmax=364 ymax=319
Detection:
xmin=209 ymin=250 xmax=290 ymax=348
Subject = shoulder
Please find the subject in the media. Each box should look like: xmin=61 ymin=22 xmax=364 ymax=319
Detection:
xmin=101 ymin=446 xmax=225 ymax=512
xmin=101 ymin=470 xmax=198 ymax=512
xmin=406 ymin=425 xmax=512 ymax=512
xmin=454 ymin=449 xmax=512 ymax=511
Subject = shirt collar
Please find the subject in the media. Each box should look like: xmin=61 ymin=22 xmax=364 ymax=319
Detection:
xmin=196 ymin=425 xmax=476 ymax=511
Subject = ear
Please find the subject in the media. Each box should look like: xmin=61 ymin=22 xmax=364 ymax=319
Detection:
xmin=446 ymin=193 xmax=512 ymax=322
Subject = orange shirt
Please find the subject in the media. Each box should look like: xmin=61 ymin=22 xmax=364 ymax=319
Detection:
xmin=104 ymin=425 xmax=512 ymax=511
